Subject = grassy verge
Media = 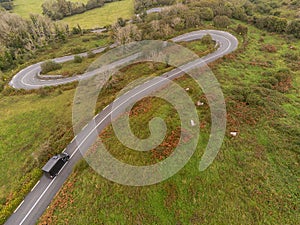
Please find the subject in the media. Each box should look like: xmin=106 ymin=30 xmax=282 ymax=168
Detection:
xmin=45 ymin=54 xmax=100 ymax=77
xmin=38 ymin=22 xmax=299 ymax=224
xmin=178 ymin=39 xmax=217 ymax=57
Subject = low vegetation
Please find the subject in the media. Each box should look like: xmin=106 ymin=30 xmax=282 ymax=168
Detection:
xmin=0 ymin=32 xmax=109 ymax=223
xmin=39 ymin=20 xmax=299 ymax=224
xmin=45 ymin=54 xmax=101 ymax=77
xmin=1 ymin=0 xmax=299 ymax=224
xmin=41 ymin=61 xmax=62 ymax=74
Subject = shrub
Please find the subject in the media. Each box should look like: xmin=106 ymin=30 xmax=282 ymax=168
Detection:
xmin=0 ymin=71 xmax=4 ymax=93
xmin=201 ymin=34 xmax=213 ymax=44
xmin=197 ymin=7 xmax=214 ymax=21
xmin=246 ymin=93 xmax=264 ymax=106
xmin=236 ymin=24 xmax=248 ymax=36
xmin=266 ymin=77 xmax=279 ymax=86
xmin=41 ymin=60 xmax=62 ymax=74
xmin=70 ymin=47 xmax=86 ymax=54
xmin=260 ymin=44 xmax=277 ymax=53
xmin=87 ymin=51 xmax=96 ymax=58
xmin=287 ymin=20 xmax=300 ymax=39
xmin=282 ymin=52 xmax=299 ymax=61
xmin=213 ymin=15 xmax=231 ymax=28
xmin=82 ymin=38 xmax=90 ymax=42
xmin=0 ymin=2 xmax=13 ymax=10
xmin=74 ymin=55 xmax=83 ymax=63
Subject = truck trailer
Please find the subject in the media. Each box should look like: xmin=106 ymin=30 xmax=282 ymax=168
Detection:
xmin=42 ymin=153 xmax=70 ymax=179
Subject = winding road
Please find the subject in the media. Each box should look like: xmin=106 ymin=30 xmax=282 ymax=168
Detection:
xmin=6 ymin=30 xmax=238 ymax=225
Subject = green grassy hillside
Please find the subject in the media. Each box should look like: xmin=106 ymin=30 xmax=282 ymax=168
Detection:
xmin=0 ymin=33 xmax=109 ymax=224
xmin=38 ymin=21 xmax=299 ymax=224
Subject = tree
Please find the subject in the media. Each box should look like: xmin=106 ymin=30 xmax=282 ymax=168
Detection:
xmin=112 ymin=24 xmax=142 ymax=45
xmin=254 ymin=16 xmax=287 ymax=33
xmin=184 ymin=12 xmax=201 ymax=29
xmin=197 ymin=7 xmax=214 ymax=21
xmin=213 ymin=15 xmax=231 ymax=28
xmin=41 ymin=60 xmax=62 ymax=74
xmin=236 ymin=24 xmax=248 ymax=36
xmin=232 ymin=7 xmax=247 ymax=21
xmin=86 ymin=0 xmax=104 ymax=10
xmin=0 ymin=11 xmax=68 ymax=71
xmin=287 ymin=20 xmax=300 ymax=38
xmin=201 ymin=34 xmax=213 ymax=44
xmin=117 ymin=17 xmax=126 ymax=27
xmin=0 ymin=1 xmax=13 ymax=10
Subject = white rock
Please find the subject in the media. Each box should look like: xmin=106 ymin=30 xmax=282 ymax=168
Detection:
xmin=230 ymin=131 xmax=238 ymax=137
xmin=191 ymin=120 xmax=196 ymax=127
xmin=196 ymin=101 xmax=204 ymax=106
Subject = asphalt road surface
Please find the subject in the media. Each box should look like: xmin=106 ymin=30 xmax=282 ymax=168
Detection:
xmin=6 ymin=30 xmax=238 ymax=225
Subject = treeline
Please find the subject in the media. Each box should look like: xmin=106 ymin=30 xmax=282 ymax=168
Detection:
xmin=125 ymin=0 xmax=300 ymax=43
xmin=134 ymin=0 xmax=175 ymax=13
xmin=0 ymin=0 xmax=13 ymax=10
xmin=187 ymin=0 xmax=300 ymax=39
xmin=0 ymin=11 xmax=69 ymax=71
xmin=42 ymin=0 xmax=121 ymax=20
xmin=135 ymin=0 xmax=300 ymax=38
xmin=253 ymin=16 xmax=300 ymax=38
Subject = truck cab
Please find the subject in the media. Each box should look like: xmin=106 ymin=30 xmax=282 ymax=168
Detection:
xmin=42 ymin=153 xmax=70 ymax=179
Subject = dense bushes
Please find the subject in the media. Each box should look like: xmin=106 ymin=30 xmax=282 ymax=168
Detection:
xmin=201 ymin=34 xmax=213 ymax=44
xmin=236 ymin=24 xmax=248 ymax=36
xmin=134 ymin=0 xmax=175 ymax=13
xmin=196 ymin=7 xmax=214 ymax=21
xmin=213 ymin=15 xmax=231 ymax=28
xmin=287 ymin=20 xmax=300 ymax=38
xmin=260 ymin=44 xmax=277 ymax=53
xmin=0 ymin=71 xmax=4 ymax=93
xmin=254 ymin=16 xmax=288 ymax=33
xmin=41 ymin=60 xmax=62 ymax=74
xmin=42 ymin=0 xmax=119 ymax=20
xmin=0 ymin=12 xmax=69 ymax=71
xmin=74 ymin=55 xmax=83 ymax=63
xmin=260 ymin=68 xmax=293 ymax=93
xmin=0 ymin=0 xmax=13 ymax=10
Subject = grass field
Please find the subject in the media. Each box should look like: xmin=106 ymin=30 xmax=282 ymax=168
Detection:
xmin=0 ymin=89 xmax=75 ymax=224
xmin=13 ymin=0 xmax=134 ymax=29
xmin=62 ymin=0 xmax=134 ymax=29
xmin=0 ymin=34 xmax=214 ymax=223
xmin=1 ymin=3 xmax=300 ymax=223
xmin=37 ymin=22 xmax=299 ymax=224
xmin=13 ymin=0 xmax=89 ymax=18
xmin=0 ymin=33 xmax=110 ymax=224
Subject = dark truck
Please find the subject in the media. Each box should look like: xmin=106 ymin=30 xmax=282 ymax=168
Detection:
xmin=42 ymin=153 xmax=70 ymax=179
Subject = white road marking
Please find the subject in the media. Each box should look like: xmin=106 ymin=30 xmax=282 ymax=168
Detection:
xmin=82 ymin=124 xmax=88 ymax=131
xmin=71 ymin=135 xmax=77 ymax=143
xmin=14 ymin=200 xmax=24 ymax=214
xmin=19 ymin=177 xmax=56 ymax=225
xmin=31 ymin=181 xmax=40 ymax=192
